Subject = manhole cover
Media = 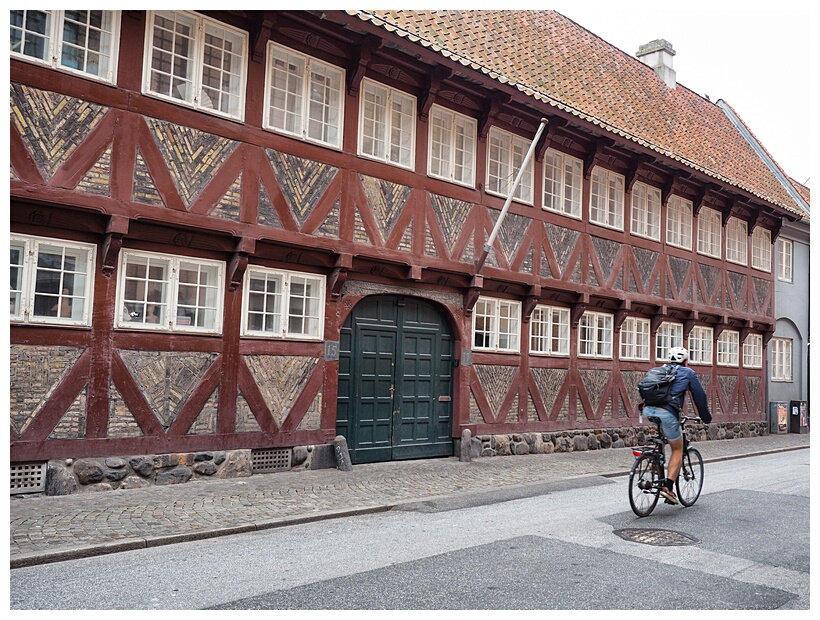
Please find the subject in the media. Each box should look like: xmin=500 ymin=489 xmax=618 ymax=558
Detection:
xmin=613 ymin=528 xmax=699 ymax=546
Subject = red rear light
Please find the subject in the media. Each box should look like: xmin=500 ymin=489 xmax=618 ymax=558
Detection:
xmin=632 ymin=450 xmax=643 ymax=457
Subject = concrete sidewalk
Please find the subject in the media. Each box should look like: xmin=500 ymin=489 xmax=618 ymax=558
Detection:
xmin=9 ymin=432 xmax=810 ymax=568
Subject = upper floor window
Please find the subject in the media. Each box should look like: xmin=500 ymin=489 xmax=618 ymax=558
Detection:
xmin=666 ymin=195 xmax=693 ymax=250
xmin=725 ymin=217 xmax=748 ymax=266
xmin=752 ymin=227 xmax=773 ymax=273
xmin=144 ymin=11 xmax=247 ymax=121
xmin=688 ymin=325 xmax=713 ymax=365
xmin=716 ymin=330 xmax=740 ymax=366
xmin=10 ymin=10 xmax=120 ymax=83
xmin=472 ymin=296 xmax=521 ymax=353
xmin=543 ymin=148 xmax=582 ymax=218
xmin=578 ymin=311 xmax=613 ymax=359
xmin=743 ymin=333 xmax=763 ymax=368
xmin=630 ymin=182 xmax=661 ymax=241
xmin=589 ymin=167 xmax=624 ymax=230
xmin=10 ymin=234 xmax=95 ymax=327
xmin=428 ymin=105 xmax=476 ymax=188
xmin=619 ymin=317 xmax=651 ymax=361
xmin=655 ymin=321 xmax=684 ymax=362
xmin=776 ymin=237 xmax=793 ymax=282
xmin=116 ymin=249 xmax=224 ymax=334
xmin=358 ymin=78 xmax=416 ymax=169
xmin=529 ymin=304 xmax=570 ymax=356
xmin=770 ymin=337 xmax=793 ymax=382
xmin=265 ymin=42 xmax=343 ymax=149
xmin=242 ymin=267 xmax=325 ymax=340
xmin=486 ymin=127 xmax=533 ymax=204
xmin=697 ymin=206 xmax=722 ymax=259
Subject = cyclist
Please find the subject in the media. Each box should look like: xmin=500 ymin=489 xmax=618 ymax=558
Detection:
xmin=640 ymin=346 xmax=712 ymax=504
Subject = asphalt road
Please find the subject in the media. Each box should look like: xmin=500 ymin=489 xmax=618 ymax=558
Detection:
xmin=9 ymin=448 xmax=809 ymax=611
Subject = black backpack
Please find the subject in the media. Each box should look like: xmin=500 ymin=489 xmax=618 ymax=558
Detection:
xmin=637 ymin=363 xmax=678 ymax=408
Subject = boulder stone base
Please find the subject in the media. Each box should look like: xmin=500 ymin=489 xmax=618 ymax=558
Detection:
xmin=460 ymin=421 xmax=769 ymax=458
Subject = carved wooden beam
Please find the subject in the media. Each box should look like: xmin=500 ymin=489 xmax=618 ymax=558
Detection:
xmin=693 ymin=183 xmax=717 ymax=217
xmin=713 ymin=316 xmax=728 ymax=340
xmin=613 ymin=299 xmax=631 ymax=332
xmin=535 ymin=116 xmax=565 ymax=162
xmin=521 ymin=284 xmax=541 ymax=323
xmin=683 ymin=310 xmax=699 ymax=340
xmin=227 ymin=237 xmax=256 ymax=292
xmin=419 ymin=66 xmax=452 ymax=120
xmin=762 ymin=326 xmax=776 ymax=347
xmin=739 ymin=319 xmax=754 ymax=342
xmin=464 ymin=275 xmax=484 ymax=316
xmin=582 ymin=138 xmax=615 ymax=180
xmin=478 ymin=92 xmax=511 ymax=140
xmin=650 ymin=306 xmax=668 ymax=333
xmin=570 ymin=293 xmax=589 ymax=328
xmin=101 ymin=215 xmax=129 ymax=277
xmin=348 ymin=35 xmax=382 ymax=96
xmin=625 ymin=154 xmax=653 ymax=193
xmin=251 ymin=12 xmax=277 ymax=63
xmin=328 ymin=253 xmax=352 ymax=300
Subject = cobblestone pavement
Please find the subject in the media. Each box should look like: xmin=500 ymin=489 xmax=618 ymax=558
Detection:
xmin=9 ymin=433 xmax=809 ymax=567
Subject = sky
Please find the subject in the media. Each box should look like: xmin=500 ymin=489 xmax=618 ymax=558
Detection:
xmin=536 ymin=2 xmax=814 ymax=187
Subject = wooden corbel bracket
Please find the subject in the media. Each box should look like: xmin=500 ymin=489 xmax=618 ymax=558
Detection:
xmin=227 ymin=238 xmax=255 ymax=292
xmin=478 ymin=92 xmax=511 ymax=140
xmin=625 ymin=154 xmax=654 ymax=193
xmin=251 ymin=13 xmax=277 ymax=63
xmin=419 ymin=66 xmax=452 ymax=120
xmin=570 ymin=293 xmax=589 ymax=328
xmin=650 ymin=306 xmax=668 ymax=333
xmin=521 ymin=285 xmax=541 ymax=323
xmin=348 ymin=35 xmax=382 ymax=96
xmin=613 ymin=300 xmax=632 ymax=332
xmin=582 ymin=138 xmax=615 ymax=180
xmin=535 ymin=117 xmax=565 ymax=162
xmin=464 ymin=275 xmax=484 ymax=316
xmin=101 ymin=215 xmax=129 ymax=277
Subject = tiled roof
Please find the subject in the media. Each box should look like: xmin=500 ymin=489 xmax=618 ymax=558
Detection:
xmin=349 ymin=10 xmax=804 ymax=216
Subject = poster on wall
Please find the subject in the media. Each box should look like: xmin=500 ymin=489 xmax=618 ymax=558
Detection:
xmin=778 ymin=403 xmax=788 ymax=433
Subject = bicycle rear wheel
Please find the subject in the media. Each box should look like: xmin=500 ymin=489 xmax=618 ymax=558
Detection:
xmin=677 ymin=447 xmax=704 ymax=506
xmin=629 ymin=453 xmax=660 ymax=517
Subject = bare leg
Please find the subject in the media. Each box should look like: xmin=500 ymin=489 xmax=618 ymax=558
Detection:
xmin=667 ymin=436 xmax=684 ymax=481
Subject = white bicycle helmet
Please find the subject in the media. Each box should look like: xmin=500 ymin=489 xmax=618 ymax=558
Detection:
xmin=668 ymin=346 xmax=689 ymax=363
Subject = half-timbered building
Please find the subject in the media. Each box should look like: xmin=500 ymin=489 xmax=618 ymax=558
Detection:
xmin=9 ymin=10 xmax=808 ymax=492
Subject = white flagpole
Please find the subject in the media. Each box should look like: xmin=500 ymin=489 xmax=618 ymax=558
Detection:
xmin=475 ymin=117 xmax=548 ymax=274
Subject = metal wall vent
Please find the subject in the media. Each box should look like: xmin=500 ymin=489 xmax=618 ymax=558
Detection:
xmin=10 ymin=462 xmax=47 ymax=494
xmin=252 ymin=448 xmax=292 ymax=473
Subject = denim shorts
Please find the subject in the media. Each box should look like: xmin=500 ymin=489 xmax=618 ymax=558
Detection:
xmin=642 ymin=406 xmax=681 ymax=441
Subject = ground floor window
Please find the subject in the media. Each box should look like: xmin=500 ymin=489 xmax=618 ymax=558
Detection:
xmin=473 ymin=296 xmax=521 ymax=353
xmin=770 ymin=338 xmax=793 ymax=381
xmin=242 ymin=267 xmax=325 ymax=340
xmin=10 ymin=233 xmax=95 ymax=326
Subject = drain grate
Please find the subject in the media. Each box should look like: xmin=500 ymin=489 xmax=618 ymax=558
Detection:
xmin=10 ymin=462 xmax=47 ymax=494
xmin=252 ymin=448 xmax=292 ymax=473
xmin=614 ymin=528 xmax=699 ymax=546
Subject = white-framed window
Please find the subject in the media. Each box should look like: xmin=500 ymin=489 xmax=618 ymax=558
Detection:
xmin=358 ymin=78 xmax=416 ymax=169
xmin=143 ymin=10 xmax=247 ymax=121
xmin=472 ymin=296 xmax=521 ymax=353
xmin=743 ymin=333 xmax=763 ymax=368
xmin=578 ymin=311 xmax=613 ymax=358
xmin=529 ymin=304 xmax=570 ymax=356
xmin=619 ymin=317 xmax=651 ymax=361
xmin=116 ymin=250 xmax=224 ymax=333
xmin=242 ymin=267 xmax=325 ymax=340
xmin=688 ymin=325 xmax=713 ymax=365
xmin=770 ymin=337 xmax=793 ymax=382
xmin=716 ymin=330 xmax=740 ymax=366
xmin=752 ymin=227 xmax=773 ymax=273
xmin=666 ymin=195 xmax=693 ymax=250
xmin=630 ymin=182 xmax=661 ymax=241
xmin=10 ymin=10 xmax=120 ymax=83
xmin=10 ymin=234 xmax=95 ymax=326
xmin=776 ymin=237 xmax=792 ymax=282
xmin=543 ymin=148 xmax=582 ymax=218
xmin=655 ymin=321 xmax=684 ymax=362
xmin=428 ymin=104 xmax=476 ymax=188
xmin=589 ymin=167 xmax=624 ymax=230
xmin=697 ymin=206 xmax=722 ymax=258
xmin=725 ymin=217 xmax=748 ymax=266
xmin=264 ymin=42 xmax=344 ymax=149
xmin=486 ymin=127 xmax=533 ymax=204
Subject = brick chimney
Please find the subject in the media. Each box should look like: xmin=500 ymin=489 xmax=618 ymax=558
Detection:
xmin=636 ymin=39 xmax=676 ymax=88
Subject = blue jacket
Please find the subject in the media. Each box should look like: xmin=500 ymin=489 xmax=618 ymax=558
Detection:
xmin=664 ymin=363 xmax=712 ymax=423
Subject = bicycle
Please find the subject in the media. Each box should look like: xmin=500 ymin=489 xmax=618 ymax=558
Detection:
xmin=628 ymin=415 xmax=704 ymax=517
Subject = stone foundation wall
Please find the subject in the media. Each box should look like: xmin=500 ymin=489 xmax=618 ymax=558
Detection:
xmin=460 ymin=421 xmax=769 ymax=458
xmin=19 ymin=444 xmax=335 ymax=497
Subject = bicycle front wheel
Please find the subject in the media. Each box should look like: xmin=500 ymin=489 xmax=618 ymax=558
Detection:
xmin=677 ymin=447 xmax=704 ymax=506
xmin=629 ymin=453 xmax=660 ymax=517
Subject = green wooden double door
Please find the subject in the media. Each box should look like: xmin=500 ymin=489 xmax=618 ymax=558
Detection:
xmin=337 ymin=296 xmax=454 ymax=464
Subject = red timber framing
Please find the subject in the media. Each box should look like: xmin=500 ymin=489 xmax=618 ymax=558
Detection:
xmin=9 ymin=10 xmax=792 ymax=464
